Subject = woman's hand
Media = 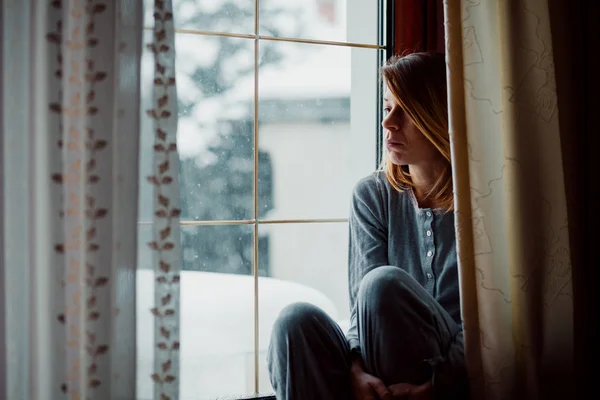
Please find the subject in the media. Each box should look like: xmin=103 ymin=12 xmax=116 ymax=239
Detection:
xmin=388 ymin=380 xmax=433 ymax=399
xmin=350 ymin=359 xmax=393 ymax=400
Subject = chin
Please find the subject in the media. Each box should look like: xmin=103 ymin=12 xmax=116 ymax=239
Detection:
xmin=387 ymin=154 xmax=408 ymax=166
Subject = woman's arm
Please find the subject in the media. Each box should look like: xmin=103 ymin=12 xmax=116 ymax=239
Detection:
xmin=346 ymin=175 xmax=389 ymax=352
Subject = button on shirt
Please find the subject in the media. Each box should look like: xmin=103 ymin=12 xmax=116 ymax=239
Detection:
xmin=346 ymin=172 xmax=461 ymax=351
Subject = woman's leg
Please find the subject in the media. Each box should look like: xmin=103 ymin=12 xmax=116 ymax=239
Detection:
xmin=267 ymin=302 xmax=351 ymax=400
xmin=357 ymin=266 xmax=462 ymax=386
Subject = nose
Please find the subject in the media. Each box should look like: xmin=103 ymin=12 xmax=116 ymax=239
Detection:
xmin=381 ymin=112 xmax=399 ymax=135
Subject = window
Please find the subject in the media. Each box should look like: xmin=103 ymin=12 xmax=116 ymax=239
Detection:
xmin=138 ymin=1 xmax=389 ymax=398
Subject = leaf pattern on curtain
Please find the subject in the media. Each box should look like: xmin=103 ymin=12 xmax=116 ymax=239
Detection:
xmin=49 ymin=0 xmax=112 ymax=396
xmin=45 ymin=0 xmax=142 ymax=398
xmin=146 ymin=0 xmax=181 ymax=399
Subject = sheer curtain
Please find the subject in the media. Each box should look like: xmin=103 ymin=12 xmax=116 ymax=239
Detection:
xmin=1 ymin=1 xmax=180 ymax=399
xmin=444 ymin=0 xmax=575 ymax=399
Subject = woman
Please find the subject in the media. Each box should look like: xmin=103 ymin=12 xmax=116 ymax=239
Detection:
xmin=267 ymin=52 xmax=468 ymax=400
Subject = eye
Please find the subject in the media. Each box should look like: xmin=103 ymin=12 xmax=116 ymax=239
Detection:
xmin=383 ymin=107 xmax=391 ymax=115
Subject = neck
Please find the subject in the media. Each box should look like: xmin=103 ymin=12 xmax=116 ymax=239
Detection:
xmin=407 ymin=162 xmax=445 ymax=207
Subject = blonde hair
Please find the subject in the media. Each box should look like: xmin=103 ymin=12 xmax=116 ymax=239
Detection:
xmin=380 ymin=52 xmax=453 ymax=212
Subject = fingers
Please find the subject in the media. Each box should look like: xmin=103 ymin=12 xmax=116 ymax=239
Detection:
xmin=412 ymin=380 xmax=432 ymax=394
xmin=370 ymin=380 xmax=393 ymax=400
xmin=389 ymin=383 xmax=414 ymax=398
xmin=407 ymin=380 xmax=433 ymax=400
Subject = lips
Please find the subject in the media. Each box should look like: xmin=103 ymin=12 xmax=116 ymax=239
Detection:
xmin=385 ymin=141 xmax=403 ymax=149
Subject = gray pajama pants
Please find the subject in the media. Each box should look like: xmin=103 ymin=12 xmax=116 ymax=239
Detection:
xmin=266 ymin=266 xmax=463 ymax=400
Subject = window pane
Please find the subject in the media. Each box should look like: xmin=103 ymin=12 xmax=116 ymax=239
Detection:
xmin=144 ymin=0 xmax=255 ymax=35
xmin=259 ymin=0 xmax=380 ymax=45
xmin=181 ymin=225 xmax=255 ymax=399
xmin=174 ymin=34 xmax=258 ymax=222
xmin=257 ymin=222 xmax=350 ymax=394
xmin=258 ymin=41 xmax=382 ymax=219
xmin=137 ymin=224 xmax=256 ymax=400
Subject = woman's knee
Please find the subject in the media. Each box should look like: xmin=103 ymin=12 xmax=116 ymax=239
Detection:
xmin=357 ymin=266 xmax=413 ymax=310
xmin=270 ymin=302 xmax=327 ymax=340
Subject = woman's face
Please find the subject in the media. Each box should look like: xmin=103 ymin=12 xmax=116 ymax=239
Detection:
xmin=382 ymin=85 xmax=441 ymax=167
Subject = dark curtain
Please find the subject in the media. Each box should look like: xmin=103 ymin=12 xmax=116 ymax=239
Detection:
xmin=548 ymin=0 xmax=598 ymax=398
xmin=393 ymin=0 xmax=444 ymax=55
